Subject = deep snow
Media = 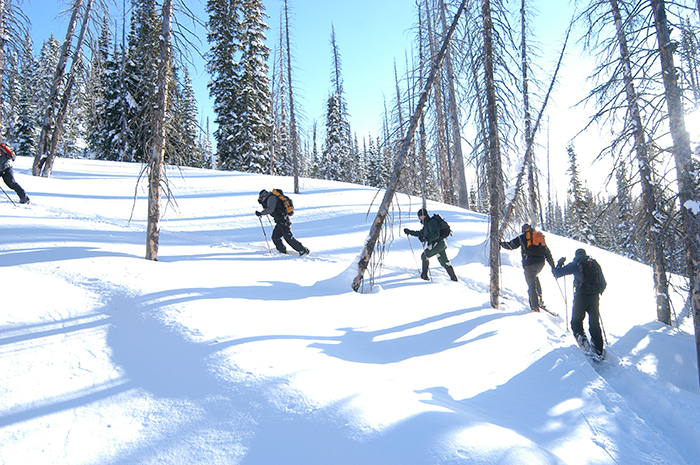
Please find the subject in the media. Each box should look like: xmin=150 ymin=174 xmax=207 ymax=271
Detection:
xmin=1 ymin=156 xmax=699 ymax=465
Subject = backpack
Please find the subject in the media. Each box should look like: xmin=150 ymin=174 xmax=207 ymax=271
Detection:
xmin=0 ymin=143 xmax=16 ymax=161
xmin=578 ymin=258 xmax=604 ymax=295
xmin=271 ymin=188 xmax=294 ymax=216
xmin=432 ymin=214 xmax=452 ymax=239
xmin=524 ymin=230 xmax=546 ymax=257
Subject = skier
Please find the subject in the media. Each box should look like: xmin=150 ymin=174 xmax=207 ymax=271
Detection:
xmin=500 ymin=223 xmax=555 ymax=312
xmin=553 ymin=248 xmax=607 ymax=359
xmin=256 ymin=189 xmax=309 ymax=256
xmin=404 ymin=208 xmax=458 ymax=282
xmin=0 ymin=142 xmax=30 ymax=204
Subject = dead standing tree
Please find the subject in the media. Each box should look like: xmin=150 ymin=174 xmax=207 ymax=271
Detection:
xmin=649 ymin=0 xmax=700 ymax=385
xmin=33 ymin=0 xmax=83 ymax=176
xmin=352 ymin=0 xmax=467 ymax=292
xmin=145 ymin=0 xmax=173 ymax=261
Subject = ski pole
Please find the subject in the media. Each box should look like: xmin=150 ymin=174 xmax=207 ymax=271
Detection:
xmin=406 ymin=234 xmax=420 ymax=270
xmin=258 ymin=215 xmax=272 ymax=255
xmin=599 ymin=307 xmax=608 ymax=345
xmin=0 ymin=184 xmax=16 ymax=206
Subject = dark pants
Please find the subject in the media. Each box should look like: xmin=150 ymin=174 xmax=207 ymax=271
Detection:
xmin=421 ymin=239 xmax=450 ymax=268
xmin=523 ymin=261 xmax=545 ymax=310
xmin=571 ymin=292 xmax=603 ymax=355
xmin=1 ymin=167 xmax=27 ymax=201
xmin=272 ymin=218 xmax=305 ymax=253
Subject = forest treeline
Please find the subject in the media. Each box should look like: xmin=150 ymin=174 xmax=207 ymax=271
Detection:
xmin=1 ymin=0 xmax=699 ymax=326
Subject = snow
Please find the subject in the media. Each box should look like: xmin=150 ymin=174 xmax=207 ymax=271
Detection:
xmin=1 ymin=156 xmax=699 ymax=464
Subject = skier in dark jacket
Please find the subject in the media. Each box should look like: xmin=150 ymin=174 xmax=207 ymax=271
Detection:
xmin=553 ymin=248 xmax=607 ymax=358
xmin=404 ymin=208 xmax=458 ymax=282
xmin=0 ymin=143 xmax=30 ymax=204
xmin=500 ymin=223 xmax=555 ymax=312
xmin=256 ymin=189 xmax=309 ymax=256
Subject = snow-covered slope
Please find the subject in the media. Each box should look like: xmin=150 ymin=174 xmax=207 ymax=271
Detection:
xmin=1 ymin=157 xmax=698 ymax=464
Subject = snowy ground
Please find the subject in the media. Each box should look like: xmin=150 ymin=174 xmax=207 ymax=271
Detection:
xmin=1 ymin=156 xmax=699 ymax=464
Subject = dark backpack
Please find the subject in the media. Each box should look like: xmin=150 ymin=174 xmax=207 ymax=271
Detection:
xmin=578 ymin=258 xmax=604 ymax=294
xmin=524 ymin=230 xmax=547 ymax=257
xmin=272 ymin=188 xmax=294 ymax=216
xmin=432 ymin=214 xmax=452 ymax=239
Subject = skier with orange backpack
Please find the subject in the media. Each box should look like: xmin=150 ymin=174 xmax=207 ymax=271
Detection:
xmin=500 ymin=223 xmax=555 ymax=312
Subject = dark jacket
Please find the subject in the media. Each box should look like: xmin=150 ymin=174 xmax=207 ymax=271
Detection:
xmin=406 ymin=216 xmax=443 ymax=246
xmin=259 ymin=194 xmax=286 ymax=223
xmin=0 ymin=150 xmax=14 ymax=172
xmin=553 ymin=252 xmax=607 ymax=295
xmin=502 ymin=232 xmax=555 ymax=267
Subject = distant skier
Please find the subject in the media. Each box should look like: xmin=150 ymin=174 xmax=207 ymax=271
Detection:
xmin=0 ymin=142 xmax=30 ymax=204
xmin=256 ymin=189 xmax=309 ymax=256
xmin=500 ymin=223 xmax=555 ymax=312
xmin=553 ymin=248 xmax=607 ymax=359
xmin=404 ymin=208 xmax=458 ymax=282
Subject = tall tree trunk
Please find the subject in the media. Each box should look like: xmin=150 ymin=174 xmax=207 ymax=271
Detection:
xmin=440 ymin=0 xmax=469 ymax=209
xmin=520 ymin=0 xmax=537 ymax=224
xmin=40 ymin=0 xmax=94 ymax=178
xmin=425 ymin=1 xmax=452 ymax=205
xmin=33 ymin=0 xmax=83 ymax=176
xmin=352 ymin=0 xmax=467 ymax=292
xmin=650 ymin=0 xmax=700 ymax=383
xmin=283 ymin=0 xmax=300 ymax=194
xmin=610 ymin=0 xmax=670 ymax=324
xmin=482 ymin=0 xmax=503 ymax=308
xmin=146 ymin=0 xmax=172 ymax=261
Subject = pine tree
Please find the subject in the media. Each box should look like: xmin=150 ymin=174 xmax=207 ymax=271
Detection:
xmin=322 ymin=25 xmax=352 ymax=182
xmin=565 ymin=144 xmax=593 ymax=244
xmin=13 ymin=33 xmax=38 ymax=157
xmin=207 ymin=0 xmax=272 ymax=173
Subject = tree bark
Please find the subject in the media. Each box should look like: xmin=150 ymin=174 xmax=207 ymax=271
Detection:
xmin=146 ymin=0 xmax=172 ymax=261
xmin=352 ymin=0 xmax=467 ymax=292
xmin=33 ymin=0 xmax=83 ymax=176
xmin=650 ymin=0 xmax=700 ymax=383
xmin=440 ymin=0 xmax=469 ymax=209
xmin=40 ymin=0 xmax=94 ymax=178
xmin=610 ymin=0 xmax=670 ymax=324
xmin=482 ymin=0 xmax=503 ymax=308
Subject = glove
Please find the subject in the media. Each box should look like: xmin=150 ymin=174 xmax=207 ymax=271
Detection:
xmin=404 ymin=228 xmax=410 ymax=235
xmin=255 ymin=211 xmax=262 ymax=217
xmin=499 ymin=241 xmax=506 ymax=248
xmin=557 ymin=257 xmax=566 ymax=268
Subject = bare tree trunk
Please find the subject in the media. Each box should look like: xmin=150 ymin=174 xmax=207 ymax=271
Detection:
xmin=283 ymin=0 xmax=300 ymax=194
xmin=33 ymin=0 xmax=83 ymax=176
xmin=520 ymin=0 xmax=537 ymax=224
xmin=352 ymin=0 xmax=467 ymax=292
xmin=425 ymin=1 xmax=452 ymax=205
xmin=40 ymin=0 xmax=94 ymax=178
xmin=650 ymin=0 xmax=700 ymax=384
xmin=145 ymin=0 xmax=172 ymax=261
xmin=609 ymin=0 xmax=670 ymax=324
xmin=440 ymin=0 xmax=469 ymax=209
xmin=482 ymin=0 xmax=503 ymax=308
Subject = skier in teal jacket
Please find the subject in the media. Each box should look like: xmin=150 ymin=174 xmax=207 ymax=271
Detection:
xmin=404 ymin=208 xmax=458 ymax=282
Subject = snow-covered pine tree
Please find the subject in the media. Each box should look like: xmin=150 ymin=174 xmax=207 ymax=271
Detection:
xmin=13 ymin=32 xmax=38 ymax=157
xmin=321 ymin=25 xmax=352 ymax=183
xmin=207 ymin=0 xmax=272 ymax=173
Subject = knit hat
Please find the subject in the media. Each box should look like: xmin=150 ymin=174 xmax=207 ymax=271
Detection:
xmin=575 ymin=248 xmax=587 ymax=257
xmin=417 ymin=208 xmax=429 ymax=218
xmin=522 ymin=223 xmax=531 ymax=232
